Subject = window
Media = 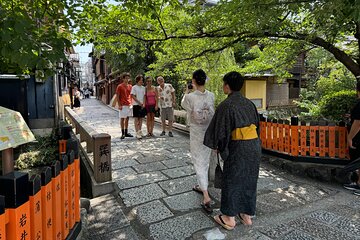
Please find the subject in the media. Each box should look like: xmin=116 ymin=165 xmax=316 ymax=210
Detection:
xmin=250 ymin=99 xmax=263 ymax=108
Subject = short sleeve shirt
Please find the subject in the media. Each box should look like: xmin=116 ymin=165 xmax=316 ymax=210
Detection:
xmin=131 ymin=85 xmax=146 ymax=105
xmin=351 ymin=100 xmax=360 ymax=145
xmin=116 ymin=83 xmax=132 ymax=106
xmin=157 ymin=83 xmax=175 ymax=108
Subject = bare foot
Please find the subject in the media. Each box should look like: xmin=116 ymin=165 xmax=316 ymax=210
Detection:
xmin=238 ymin=213 xmax=252 ymax=225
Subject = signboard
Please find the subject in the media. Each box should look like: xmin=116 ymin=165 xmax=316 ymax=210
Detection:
xmin=0 ymin=106 xmax=35 ymax=151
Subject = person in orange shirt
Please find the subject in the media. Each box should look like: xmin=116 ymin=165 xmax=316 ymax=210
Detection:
xmin=116 ymin=72 xmax=134 ymax=139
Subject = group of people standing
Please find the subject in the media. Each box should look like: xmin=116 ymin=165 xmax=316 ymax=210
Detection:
xmin=115 ymin=73 xmax=176 ymax=139
xmin=115 ymin=68 xmax=360 ymax=231
xmin=182 ymin=69 xmax=261 ymax=230
xmin=115 ymin=70 xmax=262 ymax=230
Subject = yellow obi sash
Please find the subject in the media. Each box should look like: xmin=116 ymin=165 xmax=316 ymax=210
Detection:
xmin=231 ymin=124 xmax=258 ymax=140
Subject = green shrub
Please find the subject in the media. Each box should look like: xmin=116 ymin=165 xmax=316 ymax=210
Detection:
xmin=319 ymin=90 xmax=357 ymax=121
xmin=14 ymin=133 xmax=58 ymax=170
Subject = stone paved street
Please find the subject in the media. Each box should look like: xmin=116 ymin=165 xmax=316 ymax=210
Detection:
xmin=76 ymin=98 xmax=360 ymax=240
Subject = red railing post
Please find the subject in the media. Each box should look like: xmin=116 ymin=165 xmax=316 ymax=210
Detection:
xmin=290 ymin=117 xmax=299 ymax=156
xmin=278 ymin=119 xmax=284 ymax=152
xmin=328 ymin=122 xmax=336 ymax=158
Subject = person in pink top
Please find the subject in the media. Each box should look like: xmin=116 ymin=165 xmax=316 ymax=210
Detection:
xmin=143 ymin=76 xmax=158 ymax=137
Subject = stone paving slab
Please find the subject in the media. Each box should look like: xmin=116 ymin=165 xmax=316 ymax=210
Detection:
xmin=287 ymin=217 xmax=358 ymax=240
xmin=77 ymin=99 xmax=360 ymax=240
xmin=325 ymin=204 xmax=360 ymax=219
xmin=158 ymin=175 xmax=198 ymax=195
xmin=163 ymin=191 xmax=203 ymax=212
xmin=260 ymin=223 xmax=295 ymax=239
xmin=161 ymin=165 xmax=195 ymax=178
xmin=133 ymin=161 xmax=168 ymax=173
xmin=166 ymin=152 xmax=191 ymax=161
xmin=149 ymin=211 xmax=215 ymax=240
xmin=278 ymin=230 xmax=317 ymax=240
xmin=308 ymin=210 xmax=342 ymax=225
xmin=88 ymin=194 xmax=129 ymax=237
xmin=332 ymin=217 xmax=360 ymax=235
xmin=161 ymin=159 xmax=191 ymax=168
xmin=257 ymin=172 xmax=293 ymax=192
xmin=256 ymin=201 xmax=284 ymax=215
xmin=208 ymin=186 xmax=222 ymax=202
xmin=119 ymin=183 xmax=167 ymax=206
xmin=136 ymin=154 xmax=169 ymax=163
xmin=92 ymin=226 xmax=139 ymax=240
xmin=114 ymin=170 xmax=168 ymax=189
xmin=257 ymin=191 xmax=305 ymax=212
xmin=112 ymin=159 xmax=140 ymax=170
xmin=112 ymin=167 xmax=137 ymax=180
xmin=132 ymin=200 xmax=174 ymax=224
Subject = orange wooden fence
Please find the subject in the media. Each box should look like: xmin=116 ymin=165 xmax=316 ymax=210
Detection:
xmin=260 ymin=116 xmax=349 ymax=160
xmin=0 ymin=135 xmax=80 ymax=240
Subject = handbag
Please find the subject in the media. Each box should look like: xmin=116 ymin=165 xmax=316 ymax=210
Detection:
xmin=155 ymin=108 xmax=160 ymax=118
xmin=214 ymin=153 xmax=223 ymax=189
xmin=140 ymin=107 xmax=147 ymax=117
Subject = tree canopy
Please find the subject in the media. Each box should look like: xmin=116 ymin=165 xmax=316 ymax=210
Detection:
xmin=0 ymin=0 xmax=104 ymax=76
xmin=78 ymin=0 xmax=360 ymax=78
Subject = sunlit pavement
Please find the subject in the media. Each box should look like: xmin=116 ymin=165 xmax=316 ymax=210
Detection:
xmin=75 ymin=98 xmax=360 ymax=240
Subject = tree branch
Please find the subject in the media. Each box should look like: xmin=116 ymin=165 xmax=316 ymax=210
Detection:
xmin=270 ymin=32 xmax=360 ymax=77
xmin=104 ymin=28 xmax=239 ymax=42
xmin=176 ymin=37 xmax=244 ymax=62
xmin=355 ymin=21 xmax=360 ymax=65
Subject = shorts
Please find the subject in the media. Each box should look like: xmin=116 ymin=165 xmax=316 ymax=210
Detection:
xmin=119 ymin=105 xmax=133 ymax=118
xmin=133 ymin=105 xmax=146 ymax=118
xmin=145 ymin=105 xmax=156 ymax=113
xmin=161 ymin=107 xmax=174 ymax=121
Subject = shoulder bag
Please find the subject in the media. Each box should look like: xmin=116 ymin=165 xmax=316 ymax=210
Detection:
xmin=214 ymin=153 xmax=223 ymax=189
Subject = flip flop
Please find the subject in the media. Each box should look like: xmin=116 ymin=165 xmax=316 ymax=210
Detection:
xmin=238 ymin=214 xmax=252 ymax=226
xmin=201 ymin=202 xmax=213 ymax=214
xmin=192 ymin=185 xmax=203 ymax=194
xmin=214 ymin=215 xmax=235 ymax=231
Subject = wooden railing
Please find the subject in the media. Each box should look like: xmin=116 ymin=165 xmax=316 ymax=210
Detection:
xmin=0 ymin=135 xmax=81 ymax=240
xmin=64 ymin=106 xmax=112 ymax=183
xmin=172 ymin=110 xmax=350 ymax=163
xmin=260 ymin=116 xmax=349 ymax=161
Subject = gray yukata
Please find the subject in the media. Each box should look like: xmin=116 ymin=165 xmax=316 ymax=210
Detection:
xmin=204 ymin=91 xmax=261 ymax=216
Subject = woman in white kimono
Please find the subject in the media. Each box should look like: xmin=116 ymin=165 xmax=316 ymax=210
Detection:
xmin=181 ymin=69 xmax=215 ymax=213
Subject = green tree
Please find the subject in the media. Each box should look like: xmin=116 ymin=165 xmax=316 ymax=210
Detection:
xmin=0 ymin=0 xmax=105 ymax=76
xmin=78 ymin=0 xmax=360 ymax=78
xmin=295 ymin=47 xmax=357 ymax=119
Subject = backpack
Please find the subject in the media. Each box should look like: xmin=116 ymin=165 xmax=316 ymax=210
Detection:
xmin=192 ymin=92 xmax=214 ymax=125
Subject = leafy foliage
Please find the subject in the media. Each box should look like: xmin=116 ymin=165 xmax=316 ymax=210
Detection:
xmin=295 ymin=47 xmax=358 ymax=120
xmin=0 ymin=0 xmax=105 ymax=76
xmin=14 ymin=133 xmax=58 ymax=170
xmin=77 ymin=0 xmax=360 ymax=78
xmin=319 ymin=90 xmax=357 ymax=121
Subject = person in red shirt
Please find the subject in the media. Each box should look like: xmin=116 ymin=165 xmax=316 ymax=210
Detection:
xmin=116 ymin=72 xmax=134 ymax=139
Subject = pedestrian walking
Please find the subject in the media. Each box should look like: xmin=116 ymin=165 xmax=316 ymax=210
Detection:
xmin=343 ymin=80 xmax=360 ymax=194
xmin=204 ymin=71 xmax=261 ymax=230
xmin=131 ymin=74 xmax=146 ymax=139
xmin=156 ymin=76 xmax=176 ymax=137
xmin=181 ymin=69 xmax=215 ymax=213
xmin=144 ymin=76 xmax=158 ymax=137
xmin=73 ymin=86 xmax=81 ymax=108
xmin=116 ymin=72 xmax=134 ymax=139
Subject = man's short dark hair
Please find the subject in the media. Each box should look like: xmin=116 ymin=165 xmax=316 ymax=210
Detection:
xmin=192 ymin=69 xmax=207 ymax=86
xmin=135 ymin=74 xmax=143 ymax=83
xmin=223 ymin=71 xmax=244 ymax=91
xmin=121 ymin=72 xmax=131 ymax=79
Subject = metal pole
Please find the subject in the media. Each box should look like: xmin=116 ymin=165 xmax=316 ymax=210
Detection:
xmin=2 ymin=148 xmax=14 ymax=175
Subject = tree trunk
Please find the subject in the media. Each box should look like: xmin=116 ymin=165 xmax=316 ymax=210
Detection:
xmin=311 ymin=37 xmax=360 ymax=78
